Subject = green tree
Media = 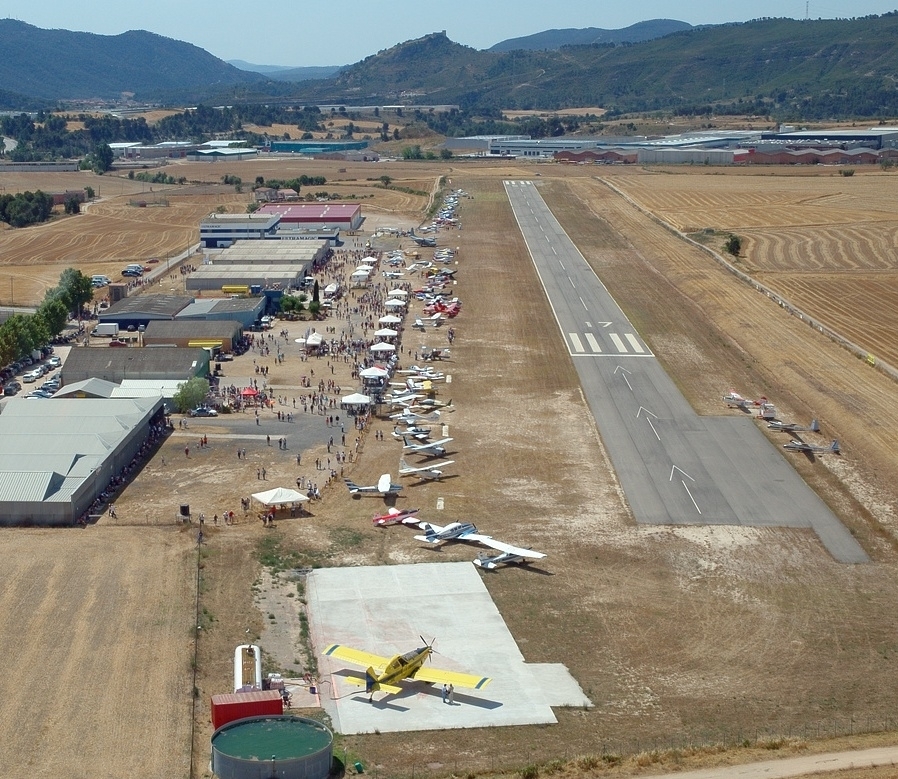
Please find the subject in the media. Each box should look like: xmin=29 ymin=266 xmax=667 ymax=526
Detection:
xmin=64 ymin=196 xmax=80 ymax=214
xmin=88 ymin=142 xmax=114 ymax=174
xmin=379 ymin=175 xmax=392 ymax=187
xmin=724 ymin=234 xmax=742 ymax=256
xmin=440 ymin=148 xmax=453 ymax=160
xmin=172 ymin=377 xmax=211 ymax=413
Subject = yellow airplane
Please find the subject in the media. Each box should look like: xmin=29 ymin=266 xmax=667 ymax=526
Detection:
xmin=323 ymin=639 xmax=491 ymax=699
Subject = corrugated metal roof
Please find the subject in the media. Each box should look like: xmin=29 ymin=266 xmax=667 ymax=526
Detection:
xmin=0 ymin=397 xmax=162 ymax=507
xmin=144 ymin=320 xmax=242 ymax=339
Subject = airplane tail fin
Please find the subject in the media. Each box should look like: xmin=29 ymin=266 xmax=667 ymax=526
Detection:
xmin=810 ymin=418 xmax=820 ymax=433
xmin=830 ymin=440 xmax=840 ymax=454
xmin=399 ymin=458 xmax=411 ymax=471
xmin=344 ymin=479 xmax=358 ymax=492
xmin=364 ymin=667 xmax=378 ymax=694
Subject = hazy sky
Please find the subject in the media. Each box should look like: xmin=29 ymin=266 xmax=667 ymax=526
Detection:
xmin=1 ymin=0 xmax=895 ymax=67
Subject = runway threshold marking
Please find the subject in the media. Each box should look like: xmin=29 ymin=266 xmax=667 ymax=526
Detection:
xmin=609 ymin=333 xmax=627 ymax=352
xmin=569 ymin=333 xmax=585 ymax=352
xmin=585 ymin=333 xmax=601 ymax=352
xmin=625 ymin=334 xmax=645 ymax=353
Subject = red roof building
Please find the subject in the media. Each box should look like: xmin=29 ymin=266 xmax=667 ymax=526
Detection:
xmin=258 ymin=203 xmax=363 ymax=231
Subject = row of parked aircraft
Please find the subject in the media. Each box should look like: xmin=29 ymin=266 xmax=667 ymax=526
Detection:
xmin=724 ymin=390 xmax=839 ymax=456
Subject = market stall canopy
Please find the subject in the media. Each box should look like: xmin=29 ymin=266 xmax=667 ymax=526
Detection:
xmin=324 ymin=283 xmax=338 ymax=295
xmin=387 ymin=289 xmax=408 ymax=297
xmin=341 ymin=392 xmax=372 ymax=405
xmin=252 ymin=487 xmax=309 ymax=505
xmin=241 ymin=387 xmax=258 ymax=397
xmin=370 ymin=342 xmax=396 ymax=352
xmin=383 ymin=299 xmax=406 ymax=308
xmin=306 ymin=332 xmax=323 ymax=346
xmin=373 ymin=328 xmax=398 ymax=337
xmin=359 ymin=366 xmax=389 ymax=378
xmin=351 ymin=270 xmax=370 ymax=279
xmin=378 ymin=315 xmax=402 ymax=324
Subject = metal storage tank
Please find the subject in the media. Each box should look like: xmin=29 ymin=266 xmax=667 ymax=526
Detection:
xmin=211 ymin=715 xmax=333 ymax=779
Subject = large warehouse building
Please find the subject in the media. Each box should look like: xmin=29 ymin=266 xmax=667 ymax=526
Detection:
xmin=257 ymin=203 xmax=363 ymax=232
xmin=0 ymin=397 xmax=165 ymax=526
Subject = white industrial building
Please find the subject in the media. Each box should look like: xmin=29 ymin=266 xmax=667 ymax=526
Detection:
xmin=0 ymin=397 xmax=165 ymax=526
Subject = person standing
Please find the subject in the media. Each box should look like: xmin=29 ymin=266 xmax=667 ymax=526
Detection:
xmin=441 ymin=684 xmax=448 ymax=704
xmin=447 ymin=684 xmax=454 ymax=706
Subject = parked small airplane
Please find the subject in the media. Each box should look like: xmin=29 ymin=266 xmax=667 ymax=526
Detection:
xmin=402 ymin=435 xmax=453 ymax=457
xmin=413 ymin=521 xmax=489 ymax=545
xmin=382 ymin=270 xmax=405 ymax=279
xmin=372 ymin=507 xmax=421 ymax=527
xmin=323 ymin=639 xmax=491 ymax=700
xmin=768 ymin=418 xmax=820 ymax=433
xmin=723 ymin=390 xmax=766 ymax=409
xmin=344 ymin=474 xmax=404 ymax=496
xmin=399 ymin=458 xmax=455 ymax=480
xmin=389 ymin=409 xmax=440 ymax=425
xmin=474 ymin=538 xmax=547 ymax=570
xmin=411 ymin=234 xmax=437 ymax=248
xmin=392 ymin=425 xmax=431 ymax=441
xmin=783 ymin=439 xmax=840 ymax=454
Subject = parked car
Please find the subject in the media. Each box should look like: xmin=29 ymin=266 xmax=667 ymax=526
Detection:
xmin=22 ymin=370 xmax=41 ymax=383
xmin=108 ymin=339 xmax=128 ymax=347
xmin=47 ymin=356 xmax=61 ymax=368
xmin=189 ymin=407 xmax=218 ymax=417
xmin=4 ymin=383 xmax=20 ymax=396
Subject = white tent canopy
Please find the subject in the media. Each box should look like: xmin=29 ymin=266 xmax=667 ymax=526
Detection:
xmin=359 ymin=366 xmax=389 ymax=378
xmin=370 ymin=342 xmax=396 ymax=352
xmin=306 ymin=332 xmax=323 ymax=347
xmin=341 ymin=392 xmax=372 ymax=405
xmin=384 ymin=299 xmax=406 ymax=308
xmin=373 ymin=328 xmax=398 ymax=337
xmin=351 ymin=269 xmax=370 ymax=279
xmin=387 ymin=289 xmax=408 ymax=297
xmin=379 ymin=315 xmax=402 ymax=324
xmin=252 ymin=487 xmax=309 ymax=505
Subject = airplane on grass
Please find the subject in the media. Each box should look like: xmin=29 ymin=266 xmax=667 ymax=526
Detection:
xmin=402 ymin=435 xmax=453 ymax=457
xmin=344 ymin=474 xmax=404 ymax=496
xmin=768 ymin=418 xmax=820 ymax=433
xmin=414 ymin=523 xmax=548 ymax=569
xmin=474 ymin=538 xmax=547 ymax=570
xmin=399 ymin=458 xmax=455 ymax=480
xmin=723 ymin=390 xmax=767 ymax=410
xmin=411 ymin=234 xmax=437 ymax=248
xmin=389 ymin=409 xmax=440 ymax=424
xmin=372 ymin=507 xmax=421 ymax=527
xmin=413 ymin=521 xmax=490 ymax=545
xmin=323 ymin=639 xmax=491 ymax=701
xmin=784 ymin=439 xmax=840 ymax=455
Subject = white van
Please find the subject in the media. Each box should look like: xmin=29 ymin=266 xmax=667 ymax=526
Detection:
xmin=91 ymin=275 xmax=111 ymax=287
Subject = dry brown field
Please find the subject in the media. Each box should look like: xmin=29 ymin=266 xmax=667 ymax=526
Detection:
xmin=4 ymin=159 xmax=898 ymax=778
xmin=0 ymin=527 xmax=194 ymax=777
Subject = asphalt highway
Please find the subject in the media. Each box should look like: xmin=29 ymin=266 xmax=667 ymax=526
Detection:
xmin=505 ymin=180 xmax=867 ymax=564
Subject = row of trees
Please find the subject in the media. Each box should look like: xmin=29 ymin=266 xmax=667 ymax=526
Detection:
xmin=0 ymin=190 xmax=54 ymax=227
xmin=0 ymin=269 xmax=93 ymax=367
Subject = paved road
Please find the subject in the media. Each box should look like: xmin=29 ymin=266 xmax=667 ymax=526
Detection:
xmin=644 ymin=745 xmax=898 ymax=779
xmin=505 ymin=180 xmax=867 ymax=563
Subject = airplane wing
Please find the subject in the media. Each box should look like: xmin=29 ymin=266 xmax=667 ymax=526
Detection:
xmin=323 ymin=644 xmax=391 ymax=673
xmin=478 ymin=537 xmax=547 ymax=559
xmin=411 ymin=665 xmax=492 ymax=690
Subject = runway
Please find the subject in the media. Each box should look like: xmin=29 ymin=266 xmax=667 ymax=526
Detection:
xmin=505 ymin=179 xmax=867 ymax=564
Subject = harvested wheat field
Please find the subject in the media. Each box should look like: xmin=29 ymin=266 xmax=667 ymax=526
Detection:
xmin=0 ymin=527 xmax=194 ymax=778
xmin=4 ymin=160 xmax=898 ymax=779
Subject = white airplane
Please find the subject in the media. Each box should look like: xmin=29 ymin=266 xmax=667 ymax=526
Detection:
xmin=768 ymin=418 xmax=820 ymax=433
xmin=402 ymin=435 xmax=453 ymax=457
xmin=383 ymin=270 xmax=405 ymax=279
xmin=344 ymin=474 xmax=404 ymax=496
xmin=783 ymin=439 xmax=840 ymax=455
xmin=414 ymin=521 xmax=489 ymax=545
xmin=389 ymin=409 xmax=440 ymax=424
xmin=723 ymin=390 xmax=765 ymax=409
xmin=398 ymin=458 xmax=455 ymax=480
xmin=474 ymin=539 xmax=547 ymax=570
xmin=386 ymin=393 xmax=422 ymax=408
xmin=393 ymin=425 xmax=431 ymax=440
